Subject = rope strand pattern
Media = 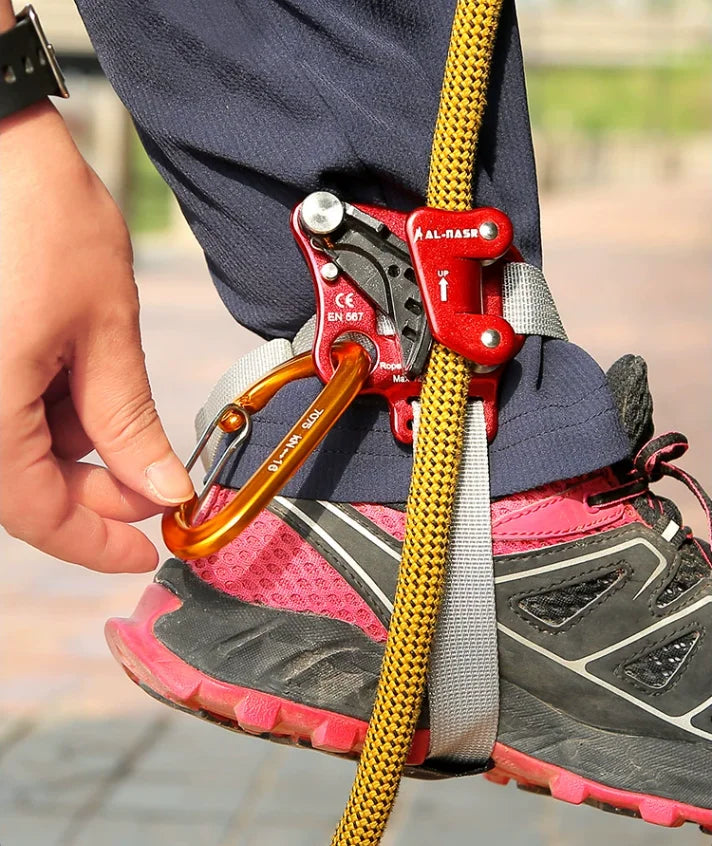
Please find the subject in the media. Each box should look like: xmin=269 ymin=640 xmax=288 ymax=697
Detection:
xmin=330 ymin=2 xmax=504 ymax=843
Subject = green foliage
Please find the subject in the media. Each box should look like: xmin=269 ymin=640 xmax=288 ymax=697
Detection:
xmin=526 ymin=53 xmax=711 ymax=136
xmin=125 ymin=55 xmax=710 ymax=234
xmin=127 ymin=129 xmax=172 ymax=234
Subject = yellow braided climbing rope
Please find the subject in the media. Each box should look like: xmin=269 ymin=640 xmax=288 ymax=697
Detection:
xmin=330 ymin=1 xmax=504 ymax=844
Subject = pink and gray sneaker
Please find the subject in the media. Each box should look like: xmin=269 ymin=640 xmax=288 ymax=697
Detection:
xmin=107 ymin=354 xmax=712 ymax=832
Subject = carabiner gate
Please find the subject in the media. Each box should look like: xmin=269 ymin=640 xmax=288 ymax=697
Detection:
xmin=162 ymin=340 xmax=372 ymax=560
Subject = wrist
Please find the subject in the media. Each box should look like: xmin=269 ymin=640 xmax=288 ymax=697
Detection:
xmin=0 ymin=98 xmax=72 ymax=155
xmin=0 ymin=2 xmax=16 ymax=31
xmin=0 ymin=94 xmax=55 ymax=129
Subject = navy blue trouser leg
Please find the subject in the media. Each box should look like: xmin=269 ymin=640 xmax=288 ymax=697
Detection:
xmin=75 ymin=0 xmax=630 ymax=500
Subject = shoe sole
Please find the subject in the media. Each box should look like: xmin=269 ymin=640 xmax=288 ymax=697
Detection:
xmin=106 ymin=583 xmax=712 ymax=833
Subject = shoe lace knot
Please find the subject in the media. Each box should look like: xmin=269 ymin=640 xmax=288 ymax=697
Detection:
xmin=633 ymin=432 xmax=712 ymax=544
xmin=634 ymin=432 xmax=690 ymax=482
xmin=589 ymin=431 xmax=711 ymax=563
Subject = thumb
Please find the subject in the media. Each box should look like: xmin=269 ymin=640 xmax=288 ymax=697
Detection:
xmin=72 ymin=303 xmax=194 ymax=505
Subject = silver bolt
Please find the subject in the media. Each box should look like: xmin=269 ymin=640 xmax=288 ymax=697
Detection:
xmin=300 ymin=191 xmax=345 ymax=236
xmin=481 ymin=328 xmax=501 ymax=349
xmin=479 ymin=221 xmax=499 ymax=241
xmin=320 ymin=262 xmax=339 ymax=282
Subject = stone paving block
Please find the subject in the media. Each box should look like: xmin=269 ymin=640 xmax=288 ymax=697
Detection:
xmin=236 ymin=817 xmax=336 ymax=846
xmin=0 ymin=714 xmax=161 ymax=814
xmin=58 ymin=670 xmax=160 ymax=719
xmin=101 ymin=770 xmax=250 ymax=826
xmin=392 ymin=817 xmax=540 ymax=846
xmin=250 ymin=746 xmax=355 ymax=822
xmin=390 ymin=777 xmax=549 ymax=846
xmin=392 ymin=774 xmax=709 ymax=846
xmin=0 ymin=672 xmax=85 ymax=712
xmin=0 ymin=717 xmax=30 ymax=757
xmin=0 ymin=766 xmax=104 ymax=818
xmin=0 ymin=713 xmax=159 ymax=774
xmin=538 ymin=799 xmax=708 ymax=846
xmin=71 ymin=817 xmax=225 ymax=846
xmin=0 ymin=812 xmax=67 ymax=846
xmin=133 ymin=713 xmax=270 ymax=775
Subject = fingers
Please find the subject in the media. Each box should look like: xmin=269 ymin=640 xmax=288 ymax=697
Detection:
xmin=61 ymin=460 xmax=162 ymax=522
xmin=1 ymin=131 xmax=187 ymax=572
xmin=33 ymin=493 xmax=159 ymax=573
xmin=45 ymin=393 xmax=162 ymax=519
xmin=0 ymin=385 xmax=158 ymax=573
xmin=71 ymin=303 xmax=194 ymax=507
xmin=46 ymin=393 xmax=94 ymax=460
xmin=44 ymin=369 xmax=71 ymax=405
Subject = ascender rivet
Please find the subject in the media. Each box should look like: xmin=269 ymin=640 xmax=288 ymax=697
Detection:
xmin=320 ymin=262 xmax=339 ymax=282
xmin=479 ymin=221 xmax=499 ymax=241
xmin=481 ymin=329 xmax=501 ymax=349
xmin=300 ymin=191 xmax=345 ymax=236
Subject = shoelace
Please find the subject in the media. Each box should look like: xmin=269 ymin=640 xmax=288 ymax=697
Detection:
xmin=589 ymin=431 xmax=712 ymax=567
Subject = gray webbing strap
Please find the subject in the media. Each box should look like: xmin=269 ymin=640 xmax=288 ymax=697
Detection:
xmin=424 ymin=264 xmax=566 ymax=766
xmin=292 ymin=315 xmax=317 ymax=355
xmin=195 ymin=339 xmax=294 ymax=471
xmin=422 ymin=401 xmax=499 ymax=765
xmin=503 ymin=262 xmax=567 ymax=341
xmin=195 ymin=263 xmax=565 ymax=471
xmin=194 ymin=262 xmax=565 ymax=764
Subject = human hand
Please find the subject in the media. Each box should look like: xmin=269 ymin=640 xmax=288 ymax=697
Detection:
xmin=0 ymin=102 xmax=193 ymax=572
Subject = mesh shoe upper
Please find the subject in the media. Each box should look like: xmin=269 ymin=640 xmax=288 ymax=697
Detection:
xmin=109 ymin=353 xmax=712 ymax=808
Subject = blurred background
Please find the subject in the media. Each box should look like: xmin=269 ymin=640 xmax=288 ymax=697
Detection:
xmin=37 ymin=0 xmax=712 ymax=238
xmin=1 ymin=1 xmax=710 ymax=844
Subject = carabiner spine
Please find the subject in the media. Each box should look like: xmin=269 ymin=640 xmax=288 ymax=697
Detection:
xmin=163 ymin=341 xmax=372 ymax=560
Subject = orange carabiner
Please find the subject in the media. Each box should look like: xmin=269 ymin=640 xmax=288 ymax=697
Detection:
xmin=162 ymin=340 xmax=372 ymax=560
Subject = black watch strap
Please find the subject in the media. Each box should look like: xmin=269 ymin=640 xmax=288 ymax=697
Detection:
xmin=0 ymin=5 xmax=68 ymax=121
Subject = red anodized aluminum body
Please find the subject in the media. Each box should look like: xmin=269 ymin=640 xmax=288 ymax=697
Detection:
xmin=291 ymin=201 xmax=523 ymax=443
xmin=405 ymin=206 xmax=518 ymax=366
xmin=291 ymin=202 xmax=421 ymax=443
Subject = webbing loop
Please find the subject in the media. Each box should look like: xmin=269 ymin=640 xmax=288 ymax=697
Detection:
xmin=330 ymin=1 xmax=505 ymax=843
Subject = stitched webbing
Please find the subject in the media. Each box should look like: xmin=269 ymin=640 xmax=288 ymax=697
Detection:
xmin=330 ymin=2 xmax=504 ymax=843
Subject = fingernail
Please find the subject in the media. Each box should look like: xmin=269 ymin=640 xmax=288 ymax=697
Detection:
xmin=145 ymin=455 xmax=194 ymax=504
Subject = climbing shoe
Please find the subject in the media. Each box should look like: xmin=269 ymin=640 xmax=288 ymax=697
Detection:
xmin=107 ymin=353 xmax=712 ymax=831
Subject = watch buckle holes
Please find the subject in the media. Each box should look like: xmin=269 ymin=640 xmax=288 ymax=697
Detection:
xmin=24 ymin=56 xmax=34 ymax=74
xmin=2 ymin=65 xmax=17 ymax=83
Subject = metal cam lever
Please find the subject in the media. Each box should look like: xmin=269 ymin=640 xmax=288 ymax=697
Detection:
xmin=299 ymin=191 xmax=432 ymax=378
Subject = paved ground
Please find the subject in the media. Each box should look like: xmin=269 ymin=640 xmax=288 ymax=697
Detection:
xmin=1 ymin=179 xmax=710 ymax=845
